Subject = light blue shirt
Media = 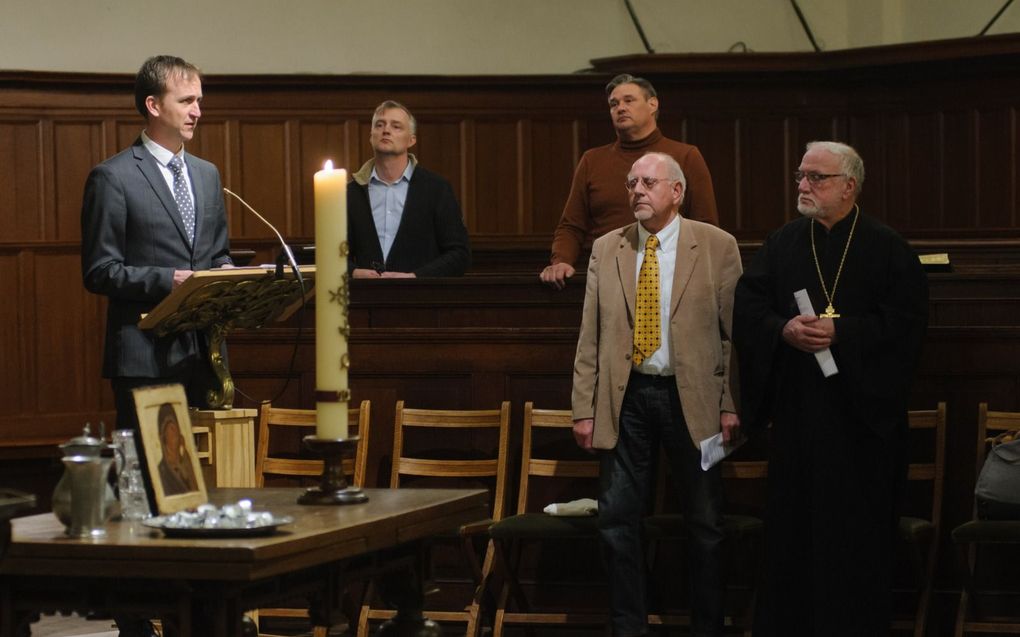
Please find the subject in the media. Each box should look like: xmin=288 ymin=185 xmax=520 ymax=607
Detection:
xmin=368 ymin=161 xmax=415 ymax=261
xmin=634 ymin=213 xmax=680 ymax=376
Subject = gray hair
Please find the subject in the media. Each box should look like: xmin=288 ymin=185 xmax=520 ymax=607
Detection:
xmin=644 ymin=151 xmax=687 ymax=193
xmin=806 ymin=141 xmax=865 ymax=195
xmin=605 ymin=73 xmax=657 ymax=99
xmin=372 ymin=100 xmax=417 ymax=135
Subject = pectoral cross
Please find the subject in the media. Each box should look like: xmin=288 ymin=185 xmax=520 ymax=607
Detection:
xmin=819 ymin=304 xmax=840 ymax=319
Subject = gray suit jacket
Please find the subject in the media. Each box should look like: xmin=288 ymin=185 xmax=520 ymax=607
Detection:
xmin=81 ymin=138 xmax=232 ymax=379
xmin=571 ymin=217 xmax=742 ymax=450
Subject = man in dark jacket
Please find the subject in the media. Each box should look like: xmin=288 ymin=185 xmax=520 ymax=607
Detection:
xmin=347 ymin=100 xmax=470 ymax=278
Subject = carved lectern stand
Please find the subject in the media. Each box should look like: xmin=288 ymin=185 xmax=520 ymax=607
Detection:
xmin=138 ymin=266 xmax=314 ymax=488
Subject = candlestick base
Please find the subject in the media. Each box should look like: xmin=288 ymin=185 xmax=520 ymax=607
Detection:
xmin=297 ymin=436 xmax=369 ymax=505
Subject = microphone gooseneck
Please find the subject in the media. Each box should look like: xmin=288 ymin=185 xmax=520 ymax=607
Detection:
xmin=222 ymin=188 xmax=302 ymax=283
xmin=220 ymin=187 xmax=309 ymax=406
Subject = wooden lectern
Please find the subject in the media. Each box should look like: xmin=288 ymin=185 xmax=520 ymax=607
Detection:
xmin=138 ymin=266 xmax=314 ymax=488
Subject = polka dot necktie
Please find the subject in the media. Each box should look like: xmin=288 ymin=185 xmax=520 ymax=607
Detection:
xmin=633 ymin=234 xmax=661 ymax=366
xmin=167 ymin=155 xmax=196 ymax=244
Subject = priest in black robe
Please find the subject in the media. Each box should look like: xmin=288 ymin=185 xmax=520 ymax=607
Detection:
xmin=734 ymin=141 xmax=928 ymax=637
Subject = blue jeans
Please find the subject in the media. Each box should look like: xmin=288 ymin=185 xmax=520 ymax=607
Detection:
xmin=598 ymin=372 xmax=724 ymax=637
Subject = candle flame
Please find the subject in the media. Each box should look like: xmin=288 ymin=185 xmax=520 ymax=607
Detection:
xmin=324 ymin=159 xmax=334 ymax=171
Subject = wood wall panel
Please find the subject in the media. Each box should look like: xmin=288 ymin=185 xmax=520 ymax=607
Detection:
xmin=413 ymin=120 xmax=463 ymax=204
xmin=976 ymin=107 xmax=1015 ymax=229
xmin=471 ymin=120 xmax=521 ymax=234
xmin=52 ymin=121 xmax=104 ymax=241
xmin=32 ymin=251 xmax=91 ymax=413
xmin=940 ymin=109 xmax=979 ymax=230
xmin=297 ymin=121 xmax=348 ymax=237
xmin=236 ymin=121 xmax=290 ymax=240
xmin=686 ymin=116 xmax=739 ymax=228
xmin=0 ymin=253 xmax=24 ymax=417
xmin=740 ymin=116 xmax=789 ymax=234
xmin=0 ymin=121 xmax=43 ymax=242
xmin=528 ymin=119 xmax=578 ymax=235
xmin=116 ymin=119 xmax=138 ymax=150
xmin=903 ymin=112 xmax=943 ymax=229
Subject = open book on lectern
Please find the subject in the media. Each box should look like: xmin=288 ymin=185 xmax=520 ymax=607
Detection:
xmin=137 ymin=266 xmax=316 ymax=409
xmin=138 ymin=266 xmax=315 ymax=331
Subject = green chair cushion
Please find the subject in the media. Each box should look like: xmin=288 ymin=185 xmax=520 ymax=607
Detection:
xmin=952 ymin=519 xmax=1020 ymax=543
xmin=898 ymin=516 xmax=935 ymax=543
xmin=488 ymin=512 xmax=599 ymax=541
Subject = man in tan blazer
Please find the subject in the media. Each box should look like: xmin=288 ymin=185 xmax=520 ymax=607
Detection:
xmin=572 ymin=152 xmax=742 ymax=637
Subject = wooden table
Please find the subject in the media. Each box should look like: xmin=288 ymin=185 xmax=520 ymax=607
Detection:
xmin=0 ymin=487 xmax=488 ymax=637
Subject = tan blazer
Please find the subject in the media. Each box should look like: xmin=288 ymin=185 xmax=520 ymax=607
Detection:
xmin=571 ymin=216 xmax=742 ymax=450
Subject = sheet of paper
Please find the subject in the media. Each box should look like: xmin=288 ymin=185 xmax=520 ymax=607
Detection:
xmin=700 ymin=432 xmax=747 ymax=471
xmin=793 ymin=289 xmax=839 ymax=377
xmin=543 ymin=498 xmax=598 ymax=516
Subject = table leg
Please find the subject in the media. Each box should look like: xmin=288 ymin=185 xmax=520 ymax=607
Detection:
xmin=374 ymin=543 xmax=441 ymax=637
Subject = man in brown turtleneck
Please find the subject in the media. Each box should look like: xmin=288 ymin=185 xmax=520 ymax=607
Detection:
xmin=540 ymin=73 xmax=719 ymax=289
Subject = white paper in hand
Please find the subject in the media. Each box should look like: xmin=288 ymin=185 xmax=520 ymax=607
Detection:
xmin=543 ymin=498 xmax=598 ymax=516
xmin=793 ymin=289 xmax=838 ymax=377
xmin=700 ymin=432 xmax=747 ymax=471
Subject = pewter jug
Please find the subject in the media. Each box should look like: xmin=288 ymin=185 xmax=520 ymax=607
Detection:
xmin=52 ymin=423 xmax=121 ymax=533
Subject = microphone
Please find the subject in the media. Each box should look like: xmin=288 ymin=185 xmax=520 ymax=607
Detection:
xmin=222 ymin=188 xmax=303 ymax=284
xmin=221 ymin=188 xmax=309 ymax=407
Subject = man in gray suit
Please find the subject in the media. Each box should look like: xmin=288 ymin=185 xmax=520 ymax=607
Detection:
xmin=81 ymin=55 xmax=233 ymax=434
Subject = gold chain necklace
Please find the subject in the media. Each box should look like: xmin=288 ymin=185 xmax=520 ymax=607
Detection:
xmin=810 ymin=204 xmax=859 ymax=318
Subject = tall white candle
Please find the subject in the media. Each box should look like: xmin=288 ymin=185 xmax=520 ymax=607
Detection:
xmin=313 ymin=160 xmax=349 ymax=438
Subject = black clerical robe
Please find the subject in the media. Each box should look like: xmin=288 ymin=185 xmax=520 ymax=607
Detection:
xmin=734 ymin=211 xmax=928 ymax=637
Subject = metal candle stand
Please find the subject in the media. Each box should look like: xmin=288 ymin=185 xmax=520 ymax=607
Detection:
xmin=297 ymin=436 xmax=368 ymax=505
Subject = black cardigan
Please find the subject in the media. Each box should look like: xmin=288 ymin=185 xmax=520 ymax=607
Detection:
xmin=347 ymin=166 xmax=470 ymax=277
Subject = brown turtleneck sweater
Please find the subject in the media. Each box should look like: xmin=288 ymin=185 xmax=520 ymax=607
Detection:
xmin=550 ymin=128 xmax=719 ymax=267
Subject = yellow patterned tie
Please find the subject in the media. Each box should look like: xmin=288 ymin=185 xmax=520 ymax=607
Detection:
xmin=633 ymin=234 xmax=661 ymax=366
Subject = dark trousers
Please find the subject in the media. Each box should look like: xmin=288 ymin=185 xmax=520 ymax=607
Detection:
xmin=598 ymin=372 xmax=725 ymax=637
xmin=111 ymin=361 xmax=213 ymax=430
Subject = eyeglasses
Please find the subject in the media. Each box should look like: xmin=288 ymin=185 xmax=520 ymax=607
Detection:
xmin=794 ymin=171 xmax=846 ymax=185
xmin=625 ymin=176 xmax=674 ymax=191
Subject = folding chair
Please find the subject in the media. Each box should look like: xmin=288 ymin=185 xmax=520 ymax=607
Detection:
xmin=254 ymin=400 xmax=371 ymax=637
xmin=892 ymin=402 xmax=947 ymax=637
xmin=951 ymin=403 xmax=1020 ymax=636
xmin=357 ymin=400 xmax=510 ymax=637
xmin=489 ymin=404 xmax=605 ymax=636
xmin=642 ymin=449 xmax=767 ymax=637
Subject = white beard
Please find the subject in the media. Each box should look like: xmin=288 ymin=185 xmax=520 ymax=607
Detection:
xmin=797 ymin=202 xmax=821 ymax=218
xmin=633 ymin=208 xmax=653 ymax=222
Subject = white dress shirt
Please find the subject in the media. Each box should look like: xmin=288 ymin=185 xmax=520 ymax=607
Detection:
xmin=634 ymin=213 xmax=680 ymax=376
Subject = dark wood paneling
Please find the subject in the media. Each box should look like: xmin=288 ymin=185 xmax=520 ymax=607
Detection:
xmin=941 ymin=109 xmax=979 ymax=230
xmin=471 ymin=120 xmax=521 ymax=234
xmin=528 ymin=120 xmax=576 ymax=235
xmin=687 ymin=116 xmax=738 ymax=229
xmin=32 ymin=252 xmax=92 ymax=412
xmin=297 ymin=121 xmax=349 ymax=238
xmin=236 ymin=122 xmax=290 ymax=240
xmin=0 ymin=252 xmax=24 ymax=417
xmin=0 ymin=121 xmax=43 ymax=241
xmin=976 ymin=107 xmax=1014 ymax=229
xmin=903 ymin=112 xmax=943 ymax=229
xmin=414 ymin=120 xmax=463 ymax=208
xmin=52 ymin=121 xmax=104 ymax=241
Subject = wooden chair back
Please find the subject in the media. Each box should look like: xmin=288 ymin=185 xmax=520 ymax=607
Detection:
xmin=256 ymin=400 xmax=371 ymax=489
xmin=906 ymin=402 xmax=948 ymax=531
xmin=515 ymin=403 xmax=600 ymax=515
xmin=390 ymin=400 xmax=511 ymax=521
